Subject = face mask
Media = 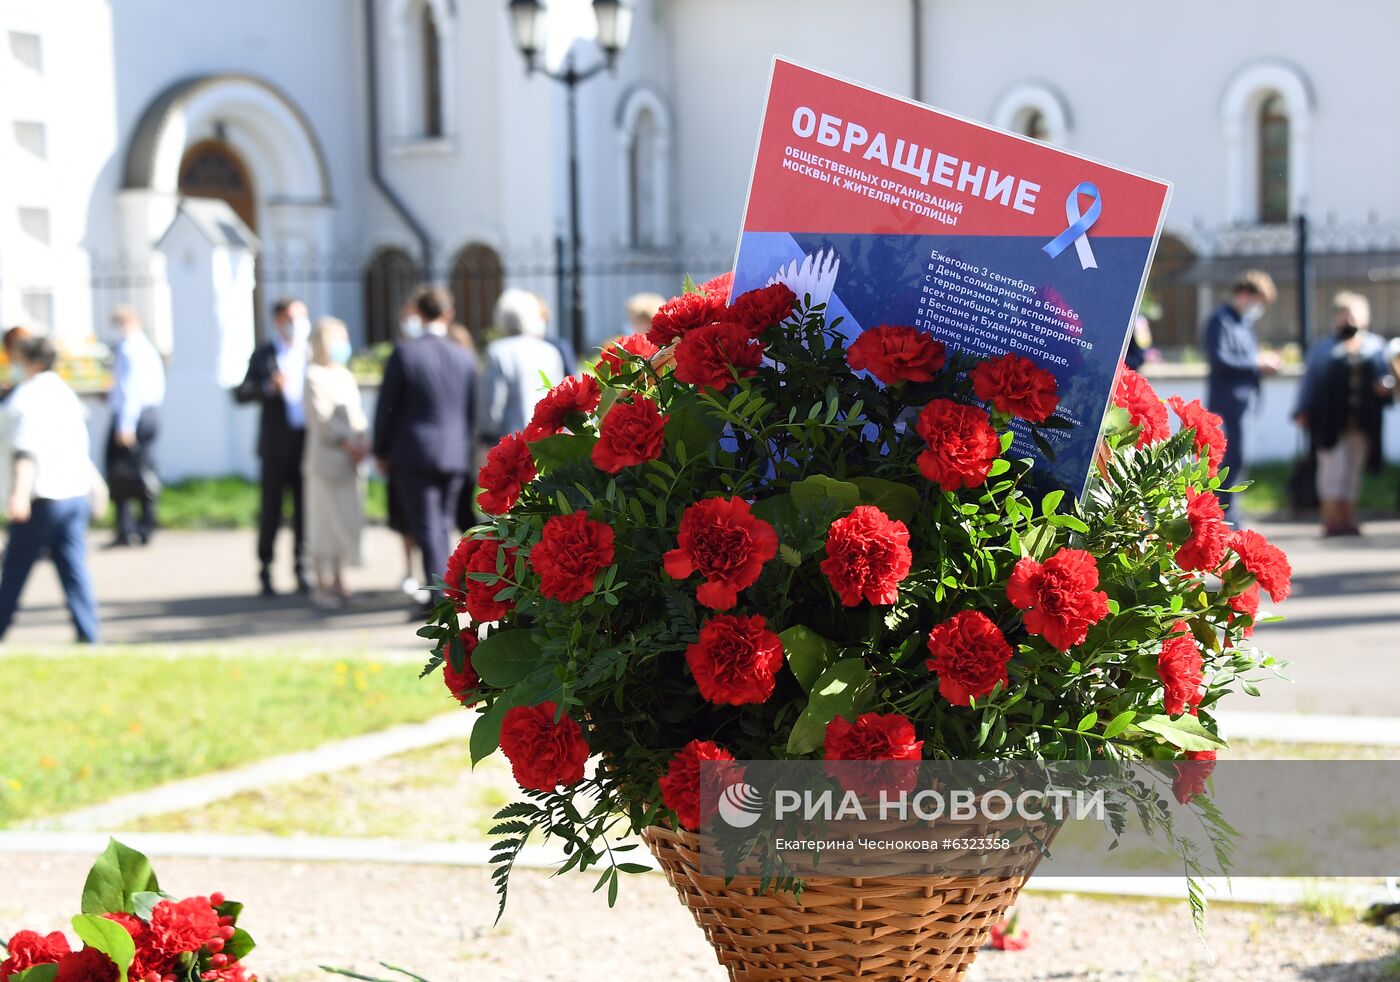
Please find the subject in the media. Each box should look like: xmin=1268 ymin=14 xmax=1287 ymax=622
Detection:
xmin=329 ymin=338 xmax=353 ymax=366
xmin=291 ymin=316 xmax=312 ymax=343
xmin=1336 ymin=324 xmax=1360 ymax=341
xmin=400 ymin=315 xmax=423 ymax=340
xmin=1240 ymin=302 xmax=1264 ymax=325
xmin=8 ymin=363 xmax=23 ymax=384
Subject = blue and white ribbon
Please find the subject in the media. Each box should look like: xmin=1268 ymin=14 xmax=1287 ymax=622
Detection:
xmin=1042 ymin=182 xmax=1102 ymax=270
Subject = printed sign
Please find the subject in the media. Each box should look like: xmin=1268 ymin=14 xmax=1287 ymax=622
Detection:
xmin=732 ymin=59 xmax=1172 ymax=495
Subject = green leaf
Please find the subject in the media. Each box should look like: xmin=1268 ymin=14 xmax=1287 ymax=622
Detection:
xmin=1102 ymin=710 xmax=1136 ymax=739
xmin=72 ymin=914 xmax=135 ymax=982
xmin=1137 ymin=714 xmax=1229 ymax=752
xmin=1019 ymin=520 xmax=1058 ymax=560
xmin=130 ymin=890 xmax=170 ymax=921
xmin=471 ymin=630 xmax=538 ymax=687
xmin=849 ymin=477 xmax=920 ymax=524
xmin=664 ymin=401 xmax=725 ymax=457
xmin=790 ymin=475 xmax=860 ymax=517
xmin=81 ymin=839 xmax=159 ymax=915
xmin=529 ymin=433 xmax=598 ymax=475
xmin=1040 ymin=489 xmax=1065 ymax=516
xmin=786 ymin=659 xmax=875 ymax=755
xmin=779 ymin=625 xmax=838 ymax=692
xmin=681 ymin=273 xmax=700 ymax=295
xmin=1076 ymin=711 xmax=1098 ymax=732
xmin=223 ymin=927 xmax=256 ymax=962
xmin=11 ymin=966 xmax=58 ymax=982
xmin=750 ymin=493 xmax=800 ymax=534
xmin=469 ymin=673 xmax=560 ymax=764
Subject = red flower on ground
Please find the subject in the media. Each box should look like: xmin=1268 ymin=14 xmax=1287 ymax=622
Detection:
xmin=925 ymin=611 xmax=1014 ymax=707
xmin=1113 ymin=366 xmax=1170 ymax=447
xmin=1173 ymin=750 xmax=1217 ymax=804
xmin=727 ymin=283 xmax=798 ymax=336
xmin=149 ymin=897 xmax=221 ymax=956
xmin=685 ymin=614 xmax=785 ymax=705
xmin=477 ymin=432 xmax=537 ymax=513
xmin=1168 ymin=396 xmax=1228 ymax=477
xmin=988 ymin=918 xmax=1030 ymax=952
xmin=598 ymin=333 xmax=660 ymax=374
xmin=823 ymin=712 xmax=924 ymax=798
xmin=1176 ymin=487 xmax=1231 ymax=572
xmin=523 ymin=374 xmax=601 ymax=442
xmin=1229 ymin=529 xmax=1293 ymax=603
xmin=970 ymin=352 xmax=1060 ymax=423
xmin=530 ymin=512 xmax=615 ymax=602
xmin=915 ymin=399 xmax=1002 ymax=491
xmin=1157 ymin=622 xmax=1204 ymax=717
xmin=443 ymin=630 xmax=480 ymax=705
xmin=699 ymin=272 xmax=734 ymax=301
xmin=846 ymin=325 xmax=946 ymax=385
xmin=592 ymin=394 xmax=668 ymax=473
xmin=1006 ymin=548 xmax=1110 ymax=651
xmin=673 ymin=321 xmax=765 ymax=390
xmin=664 ymin=497 xmax=778 ymax=609
xmin=648 ymin=291 xmax=727 ymax=347
xmin=1227 ymin=580 xmax=1261 ymax=639
xmin=820 ymin=505 xmax=913 ymax=606
xmin=659 ymin=739 xmax=738 ymax=831
xmin=499 ymin=701 xmax=589 ymax=792
xmin=2 ymin=931 xmax=72 ymax=981
xmin=444 ymin=535 xmax=517 ymax=623
xmin=53 ymin=948 xmax=117 ymax=982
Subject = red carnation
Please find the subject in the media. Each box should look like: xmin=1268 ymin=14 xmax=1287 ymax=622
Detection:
xmin=150 ymin=897 xmax=221 ymax=957
xmin=673 ymin=321 xmax=765 ymax=391
xmin=1113 ymin=366 xmax=1170 ymax=447
xmin=846 ymin=325 xmax=946 ymax=385
xmin=821 ymin=505 xmax=912 ymax=606
xmin=685 ymin=614 xmax=784 ymax=705
xmin=664 ymin=497 xmax=778 ymax=609
xmin=727 ymin=283 xmax=798 ymax=336
xmin=1006 ymin=548 xmax=1110 ymax=651
xmin=970 ymin=352 xmax=1060 ymax=423
xmin=1176 ymin=487 xmax=1231 ymax=572
xmin=1157 ymin=622 xmax=1204 ymax=717
xmin=523 ymin=374 xmax=601 ymax=442
xmin=1229 ymin=529 xmax=1292 ymax=603
xmin=477 ymin=431 xmax=536 ymax=513
xmin=499 ymin=701 xmax=589 ymax=791
xmin=1227 ymin=580 xmax=1261 ymax=639
xmin=648 ymin=291 xmax=726 ymax=347
xmin=592 ymin=394 xmax=668 ymax=473
xmin=1168 ymin=397 xmax=1228 ymax=477
xmin=530 ymin=512 xmax=615 ymax=602
xmin=925 ymin=610 xmax=1014 ymax=706
xmin=699 ymin=272 xmax=734 ymax=301
xmin=2 ymin=931 xmax=72 ymax=981
xmin=915 ymin=399 xmax=1001 ymax=491
xmin=444 ymin=534 xmax=516 ymax=623
xmin=989 ymin=918 xmax=1031 ymax=952
xmin=659 ymin=739 xmax=738 ymax=831
xmin=53 ymin=949 xmax=117 ymax=982
xmin=598 ymin=333 xmax=660 ymax=374
xmin=443 ymin=630 xmax=480 ymax=705
xmin=824 ymin=712 xmax=924 ymax=798
xmin=1173 ymin=750 xmax=1217 ymax=804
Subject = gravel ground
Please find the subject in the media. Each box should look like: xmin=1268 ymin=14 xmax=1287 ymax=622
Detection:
xmin=1 ymin=853 xmax=1395 ymax=981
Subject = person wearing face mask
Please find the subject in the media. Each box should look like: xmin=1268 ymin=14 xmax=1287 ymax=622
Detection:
xmin=104 ymin=306 xmax=165 ymax=547
xmin=302 ymin=317 xmax=368 ymax=608
xmin=234 ymin=297 xmax=312 ymax=596
xmin=2 ymin=326 xmax=32 ymax=402
xmin=1200 ymin=269 xmax=1281 ymax=524
xmin=1294 ymin=292 xmax=1389 ymax=536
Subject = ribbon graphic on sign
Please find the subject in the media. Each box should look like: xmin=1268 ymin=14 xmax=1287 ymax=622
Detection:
xmin=1042 ymin=182 xmax=1102 ymax=270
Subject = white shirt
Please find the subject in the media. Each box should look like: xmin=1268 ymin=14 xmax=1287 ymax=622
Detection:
xmin=274 ymin=334 xmax=307 ymax=429
xmin=5 ymin=370 xmax=92 ymax=501
xmin=108 ymin=331 xmax=166 ymax=433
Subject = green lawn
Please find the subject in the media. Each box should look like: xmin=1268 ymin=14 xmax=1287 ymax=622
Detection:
xmin=1239 ymin=461 xmax=1399 ymax=517
xmin=0 ymin=649 xmax=449 ymax=826
xmin=93 ymin=476 xmax=389 ymax=530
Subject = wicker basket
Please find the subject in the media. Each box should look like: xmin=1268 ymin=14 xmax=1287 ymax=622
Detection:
xmin=644 ymin=820 xmax=1051 ymax=981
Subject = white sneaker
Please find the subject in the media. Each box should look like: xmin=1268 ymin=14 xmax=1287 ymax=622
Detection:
xmin=400 ymin=575 xmax=420 ymax=596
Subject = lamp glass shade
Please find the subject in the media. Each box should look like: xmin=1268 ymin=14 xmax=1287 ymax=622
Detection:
xmin=592 ymin=0 xmax=633 ymax=58
xmin=509 ymin=0 xmax=545 ymax=58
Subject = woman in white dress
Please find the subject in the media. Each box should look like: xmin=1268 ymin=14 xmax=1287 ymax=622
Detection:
xmin=303 ymin=318 xmax=368 ymax=608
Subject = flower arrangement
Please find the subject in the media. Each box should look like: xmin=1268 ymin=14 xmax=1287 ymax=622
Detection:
xmin=0 ymin=840 xmax=255 ymax=982
xmin=423 ymin=273 xmax=1288 ymax=916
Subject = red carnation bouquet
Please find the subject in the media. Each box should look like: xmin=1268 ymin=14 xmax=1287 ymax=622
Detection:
xmin=1 ymin=840 xmax=255 ymax=982
xmin=426 ymin=280 xmax=1289 ymax=916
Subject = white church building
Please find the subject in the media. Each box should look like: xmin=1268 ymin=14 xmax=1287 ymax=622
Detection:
xmin=2 ymin=0 xmax=1399 ymax=475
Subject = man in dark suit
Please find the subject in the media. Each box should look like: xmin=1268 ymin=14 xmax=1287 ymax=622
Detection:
xmin=374 ymin=287 xmax=477 ymax=608
xmin=235 ymin=297 xmax=311 ymax=596
xmin=1200 ymin=269 xmax=1280 ymax=525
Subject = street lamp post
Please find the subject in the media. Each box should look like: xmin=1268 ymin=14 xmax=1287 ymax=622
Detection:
xmin=508 ymin=0 xmax=633 ymax=356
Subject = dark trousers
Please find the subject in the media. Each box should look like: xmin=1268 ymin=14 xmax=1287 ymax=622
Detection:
xmin=1214 ymin=405 xmax=1247 ymax=521
xmin=257 ymin=435 xmax=306 ymax=579
xmin=0 ymin=496 xmax=100 ymax=643
xmin=106 ymin=408 xmax=159 ymax=541
xmin=397 ymin=468 xmax=465 ymax=596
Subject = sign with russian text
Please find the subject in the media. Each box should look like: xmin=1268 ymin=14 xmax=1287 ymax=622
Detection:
xmin=732 ymin=59 xmax=1172 ymax=495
